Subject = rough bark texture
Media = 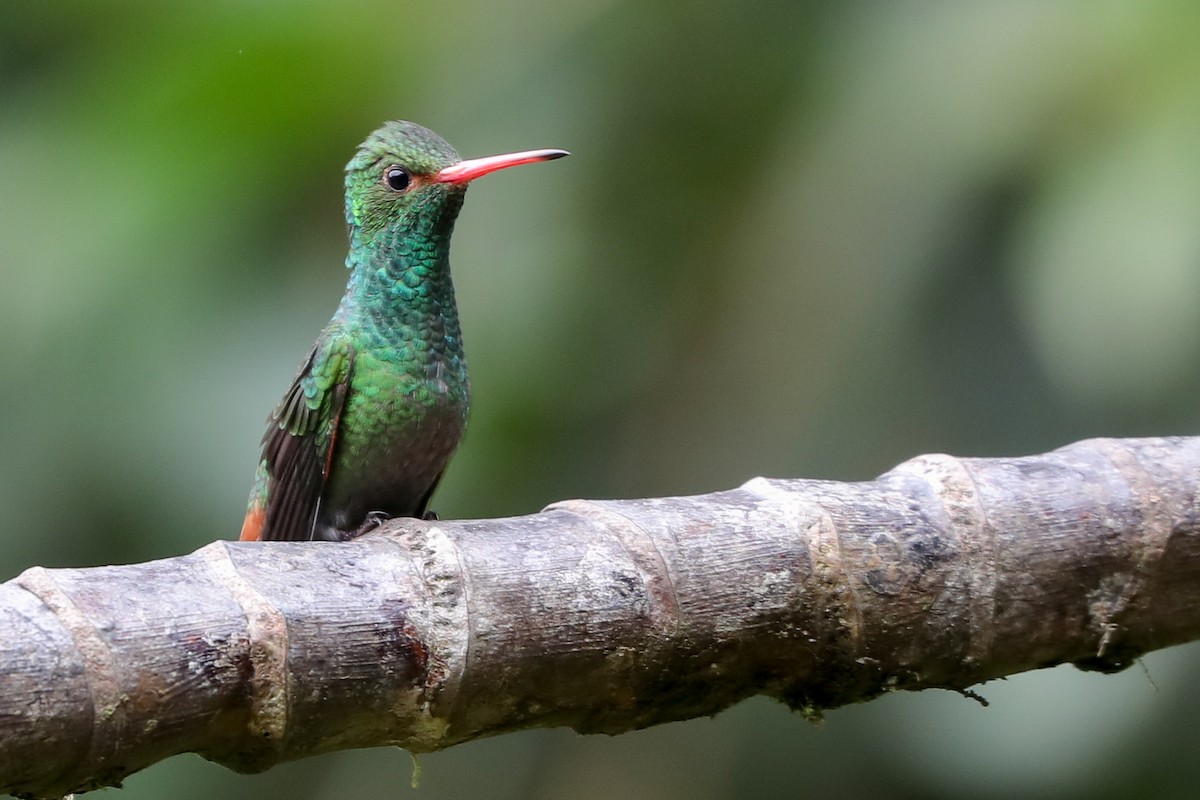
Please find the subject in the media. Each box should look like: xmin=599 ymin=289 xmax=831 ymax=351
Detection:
xmin=2 ymin=436 xmax=1198 ymax=798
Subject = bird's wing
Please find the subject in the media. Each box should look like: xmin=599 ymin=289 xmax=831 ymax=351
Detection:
xmin=240 ymin=338 xmax=355 ymax=541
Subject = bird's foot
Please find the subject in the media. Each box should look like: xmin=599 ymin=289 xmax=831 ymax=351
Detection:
xmin=341 ymin=510 xmax=393 ymax=540
xmin=339 ymin=509 xmax=438 ymax=541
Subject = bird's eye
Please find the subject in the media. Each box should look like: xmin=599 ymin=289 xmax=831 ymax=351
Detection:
xmin=383 ymin=166 xmax=411 ymax=192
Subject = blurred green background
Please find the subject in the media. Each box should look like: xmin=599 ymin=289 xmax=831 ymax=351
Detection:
xmin=4 ymin=1 xmax=1200 ymax=798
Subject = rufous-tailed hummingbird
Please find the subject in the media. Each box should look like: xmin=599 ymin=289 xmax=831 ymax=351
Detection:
xmin=240 ymin=121 xmax=568 ymax=541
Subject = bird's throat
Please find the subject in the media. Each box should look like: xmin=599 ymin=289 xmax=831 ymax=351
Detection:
xmin=339 ymin=228 xmax=467 ymax=381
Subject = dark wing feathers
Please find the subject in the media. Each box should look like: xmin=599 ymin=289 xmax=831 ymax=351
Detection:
xmin=257 ymin=342 xmax=354 ymax=541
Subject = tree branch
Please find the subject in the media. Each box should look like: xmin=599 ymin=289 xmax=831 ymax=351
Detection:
xmin=2 ymin=436 xmax=1198 ymax=798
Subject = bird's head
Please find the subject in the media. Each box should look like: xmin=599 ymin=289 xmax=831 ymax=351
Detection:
xmin=344 ymin=120 xmax=568 ymax=246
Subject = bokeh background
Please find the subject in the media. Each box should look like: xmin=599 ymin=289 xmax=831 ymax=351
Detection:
xmin=4 ymin=2 xmax=1200 ymax=798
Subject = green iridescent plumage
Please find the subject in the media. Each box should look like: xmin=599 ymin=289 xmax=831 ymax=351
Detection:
xmin=242 ymin=121 xmax=567 ymax=541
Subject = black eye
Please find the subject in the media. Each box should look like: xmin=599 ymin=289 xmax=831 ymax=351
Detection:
xmin=383 ymin=166 xmax=411 ymax=192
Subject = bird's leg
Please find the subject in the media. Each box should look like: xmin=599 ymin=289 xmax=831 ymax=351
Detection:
xmin=339 ymin=510 xmax=393 ymax=541
xmin=339 ymin=508 xmax=440 ymax=541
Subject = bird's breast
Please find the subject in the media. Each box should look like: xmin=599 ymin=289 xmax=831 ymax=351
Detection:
xmin=321 ymin=347 xmax=469 ymax=527
xmin=347 ymin=347 xmax=470 ymax=427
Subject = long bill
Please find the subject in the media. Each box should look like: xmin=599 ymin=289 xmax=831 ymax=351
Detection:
xmin=436 ymin=148 xmax=570 ymax=184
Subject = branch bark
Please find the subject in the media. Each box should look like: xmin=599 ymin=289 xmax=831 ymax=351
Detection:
xmin=2 ymin=436 xmax=1198 ymax=798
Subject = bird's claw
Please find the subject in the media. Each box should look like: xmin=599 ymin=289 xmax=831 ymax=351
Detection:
xmin=347 ymin=510 xmax=393 ymax=539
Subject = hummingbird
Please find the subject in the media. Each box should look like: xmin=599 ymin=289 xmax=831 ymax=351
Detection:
xmin=240 ymin=121 xmax=568 ymax=542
